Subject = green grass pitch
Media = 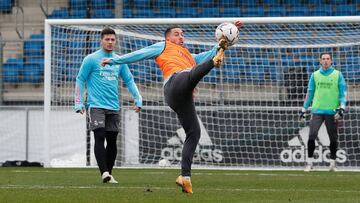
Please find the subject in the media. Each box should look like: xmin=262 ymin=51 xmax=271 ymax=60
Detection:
xmin=0 ymin=167 xmax=359 ymax=203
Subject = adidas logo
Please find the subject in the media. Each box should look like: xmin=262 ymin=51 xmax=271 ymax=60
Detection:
xmin=280 ymin=124 xmax=346 ymax=163
xmin=161 ymin=116 xmax=223 ymax=163
xmin=288 ymin=123 xmax=329 ymax=147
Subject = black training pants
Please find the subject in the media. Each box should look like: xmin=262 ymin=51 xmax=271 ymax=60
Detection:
xmin=164 ymin=60 xmax=215 ymax=176
xmin=89 ymin=108 xmax=119 ymax=175
xmin=93 ymin=128 xmax=118 ymax=175
xmin=308 ymin=114 xmax=338 ymax=160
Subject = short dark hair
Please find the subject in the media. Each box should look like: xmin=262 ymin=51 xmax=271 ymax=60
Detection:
xmin=101 ymin=27 xmax=116 ymax=39
xmin=320 ymin=52 xmax=332 ymax=60
xmin=164 ymin=26 xmax=181 ymax=38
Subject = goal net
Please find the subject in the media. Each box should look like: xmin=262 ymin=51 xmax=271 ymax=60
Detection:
xmin=44 ymin=17 xmax=360 ymax=170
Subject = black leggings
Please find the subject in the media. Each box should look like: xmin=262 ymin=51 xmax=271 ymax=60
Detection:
xmin=307 ymin=114 xmax=338 ymax=160
xmin=164 ymin=60 xmax=215 ymax=176
xmin=93 ymin=128 xmax=118 ymax=175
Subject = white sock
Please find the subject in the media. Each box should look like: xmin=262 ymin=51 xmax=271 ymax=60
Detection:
xmin=307 ymin=157 xmax=313 ymax=165
xmin=330 ymin=159 xmax=336 ymax=166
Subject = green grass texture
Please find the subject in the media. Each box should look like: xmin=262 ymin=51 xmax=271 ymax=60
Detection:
xmin=0 ymin=168 xmax=359 ymax=203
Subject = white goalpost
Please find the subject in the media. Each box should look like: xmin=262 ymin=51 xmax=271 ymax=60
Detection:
xmin=44 ymin=17 xmax=360 ymax=170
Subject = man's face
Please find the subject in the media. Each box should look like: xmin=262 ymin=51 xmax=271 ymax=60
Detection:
xmin=166 ymin=28 xmax=184 ymax=46
xmin=101 ymin=34 xmax=116 ymax=52
xmin=320 ymin=54 xmax=332 ymax=69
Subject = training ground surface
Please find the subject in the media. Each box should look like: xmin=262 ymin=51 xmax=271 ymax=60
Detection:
xmin=0 ymin=168 xmax=359 ymax=203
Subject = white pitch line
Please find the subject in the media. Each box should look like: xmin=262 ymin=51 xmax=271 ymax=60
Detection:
xmin=11 ymin=170 xmax=96 ymax=174
xmin=8 ymin=168 xmax=359 ymax=178
xmin=143 ymin=171 xmax=308 ymax=177
xmin=10 ymin=170 xmax=358 ymax=177
xmin=0 ymin=185 xmax=358 ymax=193
xmin=191 ymin=172 xmax=355 ymax=177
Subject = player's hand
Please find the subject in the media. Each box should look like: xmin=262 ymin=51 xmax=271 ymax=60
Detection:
xmin=101 ymin=59 xmax=110 ymax=67
xmin=132 ymin=105 xmax=141 ymax=113
xmin=76 ymin=108 xmax=85 ymax=114
xmin=234 ymin=20 xmax=243 ymax=29
xmin=299 ymin=108 xmax=308 ymax=122
xmin=334 ymin=108 xmax=345 ymax=120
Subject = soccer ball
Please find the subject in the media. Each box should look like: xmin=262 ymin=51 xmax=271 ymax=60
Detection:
xmin=215 ymin=22 xmax=239 ymax=45
xmin=158 ymin=159 xmax=170 ymax=167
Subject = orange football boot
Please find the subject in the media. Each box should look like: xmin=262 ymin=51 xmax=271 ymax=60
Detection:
xmin=176 ymin=175 xmax=193 ymax=194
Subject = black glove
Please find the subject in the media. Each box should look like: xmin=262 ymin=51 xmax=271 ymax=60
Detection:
xmin=299 ymin=108 xmax=307 ymax=121
xmin=334 ymin=108 xmax=345 ymax=120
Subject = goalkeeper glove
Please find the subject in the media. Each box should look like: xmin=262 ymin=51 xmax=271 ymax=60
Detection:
xmin=334 ymin=108 xmax=345 ymax=120
xmin=299 ymin=108 xmax=307 ymax=121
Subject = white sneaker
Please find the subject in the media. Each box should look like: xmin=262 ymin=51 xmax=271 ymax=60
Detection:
xmin=304 ymin=164 xmax=313 ymax=172
xmin=102 ymin=171 xmax=111 ymax=183
xmin=329 ymin=160 xmax=337 ymax=172
xmin=109 ymin=175 xmax=118 ymax=184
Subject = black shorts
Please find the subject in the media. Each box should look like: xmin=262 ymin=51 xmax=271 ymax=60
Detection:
xmin=88 ymin=108 xmax=120 ymax=132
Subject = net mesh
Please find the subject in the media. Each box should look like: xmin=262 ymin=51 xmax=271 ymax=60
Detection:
xmin=47 ymin=20 xmax=360 ymax=169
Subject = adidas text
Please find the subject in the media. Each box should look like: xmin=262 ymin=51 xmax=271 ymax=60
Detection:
xmin=280 ymin=146 xmax=346 ymax=163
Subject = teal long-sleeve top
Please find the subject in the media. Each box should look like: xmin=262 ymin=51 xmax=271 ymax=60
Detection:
xmin=303 ymin=65 xmax=347 ymax=115
xmin=107 ymin=41 xmax=218 ymax=70
xmin=74 ymin=49 xmax=142 ymax=112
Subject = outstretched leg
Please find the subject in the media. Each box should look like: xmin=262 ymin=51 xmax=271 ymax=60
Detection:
xmin=186 ymin=40 xmax=228 ymax=90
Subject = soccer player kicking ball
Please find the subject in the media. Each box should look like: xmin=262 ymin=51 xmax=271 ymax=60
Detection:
xmin=101 ymin=21 xmax=242 ymax=193
xmin=75 ymin=28 xmax=142 ymax=183
xmin=300 ymin=52 xmax=347 ymax=172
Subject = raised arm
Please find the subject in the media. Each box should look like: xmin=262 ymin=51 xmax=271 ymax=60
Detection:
xmin=74 ymin=56 xmax=92 ymax=113
xmin=119 ymin=64 xmax=143 ymax=112
xmin=102 ymin=42 xmax=165 ymax=66
xmin=191 ymin=46 xmax=218 ymax=65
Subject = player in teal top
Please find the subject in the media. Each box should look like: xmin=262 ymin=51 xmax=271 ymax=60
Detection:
xmin=74 ymin=27 xmax=142 ymax=183
xmin=74 ymin=42 xmax=142 ymax=111
xmin=300 ymin=52 xmax=347 ymax=172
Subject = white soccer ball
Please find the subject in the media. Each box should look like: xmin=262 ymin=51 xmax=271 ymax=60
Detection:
xmin=215 ymin=22 xmax=239 ymax=45
xmin=158 ymin=159 xmax=170 ymax=167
